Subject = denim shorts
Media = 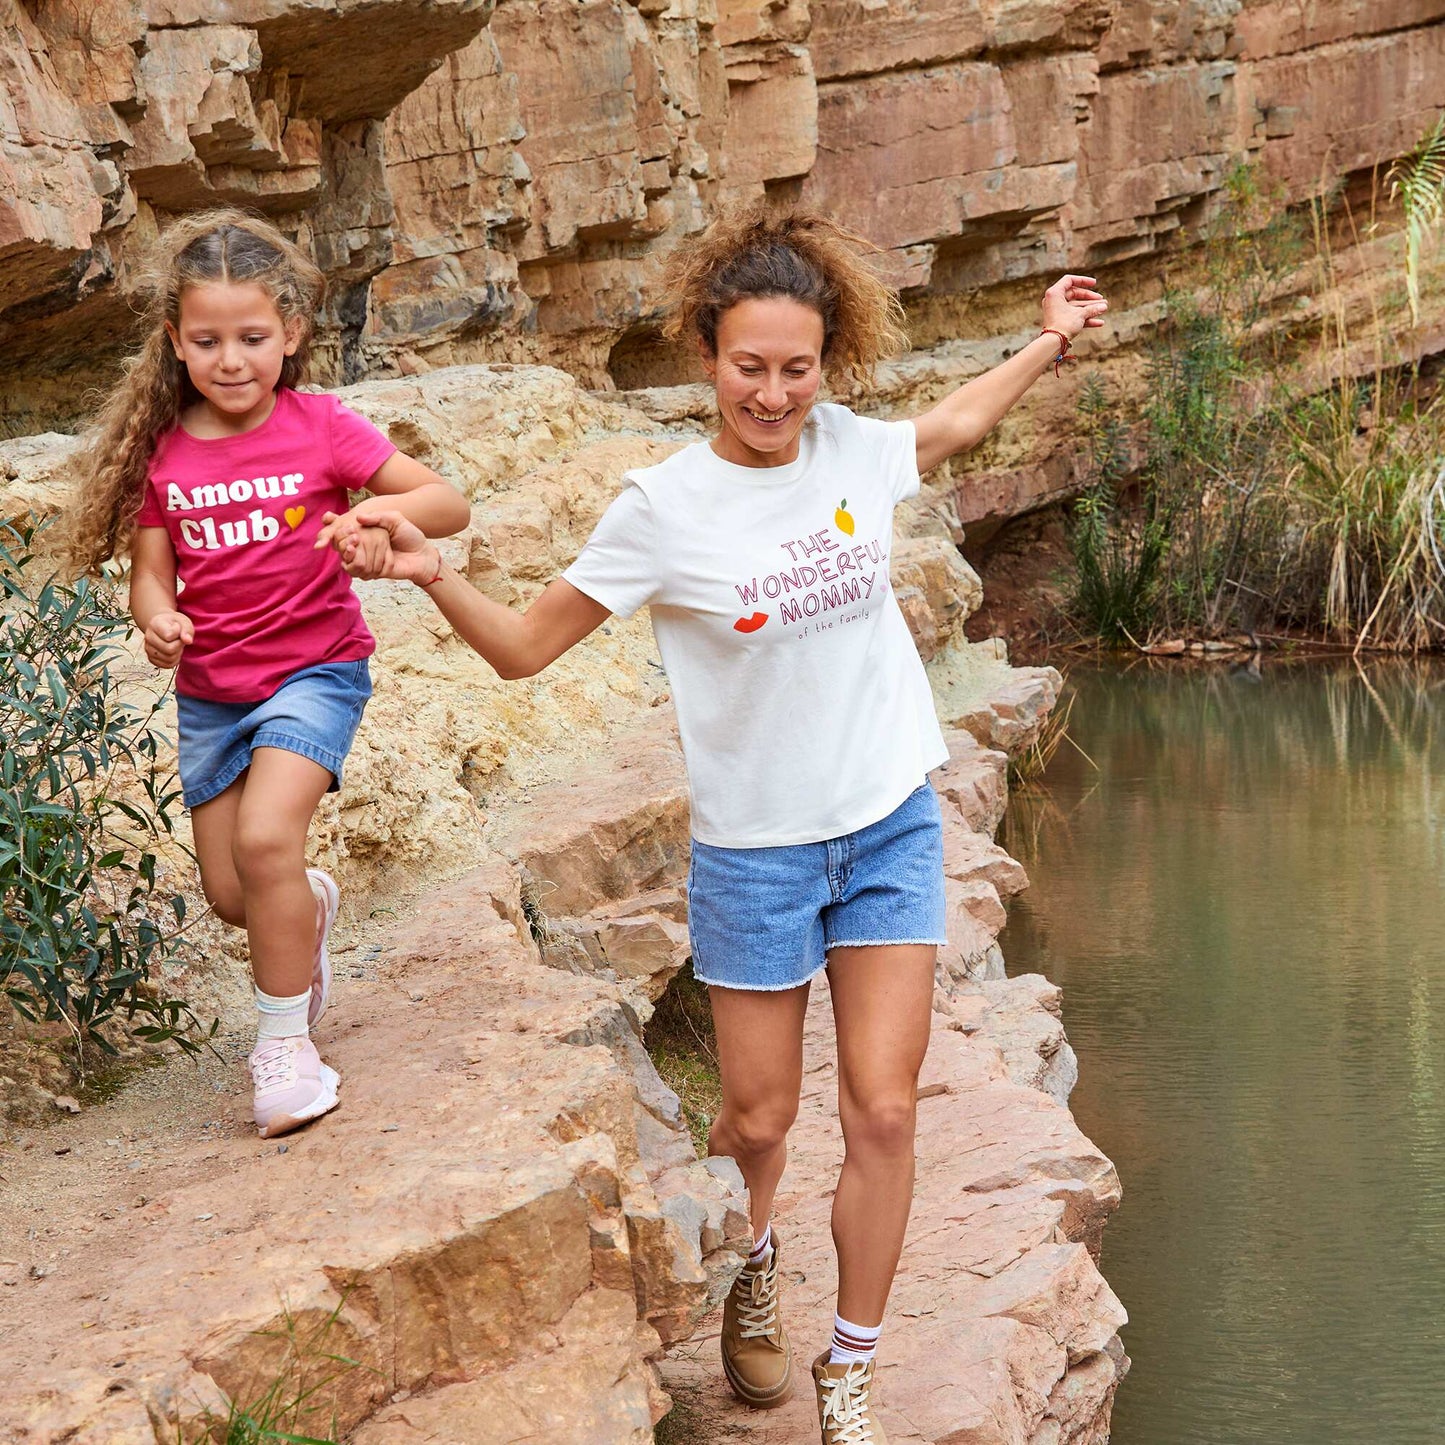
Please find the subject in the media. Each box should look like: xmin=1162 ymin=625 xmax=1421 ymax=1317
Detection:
xmin=687 ymin=782 xmax=947 ymax=992
xmin=176 ymin=659 xmax=372 ymax=809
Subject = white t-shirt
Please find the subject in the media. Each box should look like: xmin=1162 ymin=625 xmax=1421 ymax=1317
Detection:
xmin=563 ymin=402 xmax=949 ymax=847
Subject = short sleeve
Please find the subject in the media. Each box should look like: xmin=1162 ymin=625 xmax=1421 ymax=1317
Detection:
xmin=562 ymin=482 xmax=661 ymax=620
xmin=328 ymin=396 xmax=398 ymax=489
xmin=882 ymin=417 xmax=921 ymax=503
xmin=135 ymin=484 xmax=163 ymax=527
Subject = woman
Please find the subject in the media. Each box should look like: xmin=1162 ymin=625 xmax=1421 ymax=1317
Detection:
xmin=322 ymin=205 xmax=1106 ymax=1444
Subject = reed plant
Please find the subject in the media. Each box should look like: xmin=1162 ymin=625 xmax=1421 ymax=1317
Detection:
xmin=1067 ymin=126 xmax=1445 ymax=652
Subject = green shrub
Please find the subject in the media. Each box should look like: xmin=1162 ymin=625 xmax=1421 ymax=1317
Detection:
xmin=1067 ymin=375 xmax=1166 ymax=643
xmin=0 ymin=519 xmax=208 ymax=1058
xmin=1064 ymin=144 xmax=1445 ymax=650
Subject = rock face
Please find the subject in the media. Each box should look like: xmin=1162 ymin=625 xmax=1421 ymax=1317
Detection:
xmin=0 ymin=360 xmax=1122 ymax=1440
xmin=0 ymin=852 xmax=748 ymax=1444
xmin=5 ymin=3 xmax=1444 ymax=527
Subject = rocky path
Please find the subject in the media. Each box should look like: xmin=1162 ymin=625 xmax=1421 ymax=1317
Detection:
xmin=0 ymin=691 xmax=1126 ymax=1443
xmin=660 ymin=974 xmax=1125 ymax=1444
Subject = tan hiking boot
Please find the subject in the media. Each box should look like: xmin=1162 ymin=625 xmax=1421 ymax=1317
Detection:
xmin=720 ymin=1235 xmax=792 ymax=1407
xmin=812 ymin=1351 xmax=888 ymax=1445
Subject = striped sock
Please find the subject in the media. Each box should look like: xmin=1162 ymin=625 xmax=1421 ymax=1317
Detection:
xmin=255 ymin=986 xmax=310 ymax=1042
xmin=747 ymin=1222 xmax=773 ymax=1270
xmin=828 ymin=1313 xmax=881 ymax=1365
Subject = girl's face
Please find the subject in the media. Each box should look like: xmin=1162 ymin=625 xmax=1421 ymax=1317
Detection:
xmin=166 ymin=281 xmax=300 ymax=435
xmin=702 ymin=296 xmax=824 ymax=468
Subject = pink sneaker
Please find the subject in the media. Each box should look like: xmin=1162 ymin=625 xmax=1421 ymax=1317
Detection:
xmin=305 ymin=868 xmax=340 ymax=1028
xmin=248 ymin=1036 xmax=340 ymax=1138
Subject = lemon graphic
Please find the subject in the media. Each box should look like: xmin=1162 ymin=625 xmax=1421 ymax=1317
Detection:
xmin=835 ymin=498 xmax=855 ymax=536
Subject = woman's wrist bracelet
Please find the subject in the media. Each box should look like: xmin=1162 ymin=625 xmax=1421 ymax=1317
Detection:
xmin=1040 ymin=328 xmax=1075 ymax=378
xmin=419 ymin=550 xmax=445 ymax=587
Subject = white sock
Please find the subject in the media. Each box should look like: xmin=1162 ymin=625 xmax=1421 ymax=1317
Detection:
xmin=255 ymin=987 xmax=310 ymax=1042
xmin=748 ymin=1222 xmax=773 ymax=1270
xmin=829 ymin=1313 xmax=881 ymax=1366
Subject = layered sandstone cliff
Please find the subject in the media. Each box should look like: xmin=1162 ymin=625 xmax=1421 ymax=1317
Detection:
xmin=5 ymin=2 xmax=1444 ymax=530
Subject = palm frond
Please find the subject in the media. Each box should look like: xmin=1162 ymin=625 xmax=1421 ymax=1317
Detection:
xmin=1387 ymin=113 xmax=1445 ymax=325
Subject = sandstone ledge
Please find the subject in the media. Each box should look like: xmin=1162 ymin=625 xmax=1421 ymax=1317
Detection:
xmin=0 ymin=686 xmax=1123 ymax=1444
xmin=0 ymin=363 xmax=1120 ymax=1440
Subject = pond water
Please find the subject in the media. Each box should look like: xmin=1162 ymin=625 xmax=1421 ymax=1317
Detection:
xmin=997 ymin=658 xmax=1445 ymax=1445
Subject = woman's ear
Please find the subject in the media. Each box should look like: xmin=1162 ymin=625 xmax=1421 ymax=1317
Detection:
xmin=697 ymin=333 xmax=716 ymax=380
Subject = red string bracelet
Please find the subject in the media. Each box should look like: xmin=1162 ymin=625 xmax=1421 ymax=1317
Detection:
xmin=1041 ymin=328 xmax=1076 ymax=377
xmin=420 ymin=552 xmax=445 ymax=587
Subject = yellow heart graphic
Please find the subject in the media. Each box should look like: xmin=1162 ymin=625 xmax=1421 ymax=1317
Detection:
xmin=284 ymin=506 xmax=306 ymax=530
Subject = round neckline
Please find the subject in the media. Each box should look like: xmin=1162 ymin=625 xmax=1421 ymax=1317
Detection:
xmin=698 ymin=413 xmax=818 ymax=485
xmin=176 ymin=386 xmax=286 ymax=444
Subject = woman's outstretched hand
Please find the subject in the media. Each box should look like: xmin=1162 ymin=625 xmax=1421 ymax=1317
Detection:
xmin=1042 ymin=274 xmax=1108 ymax=340
xmin=316 ymin=509 xmax=440 ymax=585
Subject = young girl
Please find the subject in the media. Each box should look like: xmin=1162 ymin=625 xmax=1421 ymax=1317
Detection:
xmin=63 ymin=209 xmax=470 ymax=1140
xmin=322 ymin=206 xmax=1106 ymax=1443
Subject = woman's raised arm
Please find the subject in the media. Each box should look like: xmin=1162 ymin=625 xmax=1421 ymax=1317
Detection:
xmin=911 ymin=274 xmax=1108 ymax=475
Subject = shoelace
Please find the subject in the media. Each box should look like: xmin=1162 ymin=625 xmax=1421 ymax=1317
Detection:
xmin=251 ymin=1039 xmax=299 ymax=1093
xmin=734 ymin=1259 xmax=780 ymax=1340
xmin=819 ymin=1363 xmax=877 ymax=1445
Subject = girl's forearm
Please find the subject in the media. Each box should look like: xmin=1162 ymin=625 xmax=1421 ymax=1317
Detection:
xmin=129 ymin=570 xmax=179 ymax=631
xmin=355 ymin=484 xmax=470 ymax=538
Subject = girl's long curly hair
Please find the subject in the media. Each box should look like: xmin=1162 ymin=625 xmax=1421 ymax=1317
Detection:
xmin=660 ymin=203 xmax=909 ymax=385
xmin=63 ymin=208 xmax=325 ymax=575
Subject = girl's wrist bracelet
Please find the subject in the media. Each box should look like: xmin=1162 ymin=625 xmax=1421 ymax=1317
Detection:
xmin=419 ymin=551 xmax=445 ymax=587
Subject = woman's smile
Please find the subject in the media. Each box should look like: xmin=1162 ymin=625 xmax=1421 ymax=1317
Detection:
xmin=704 ymin=296 xmax=824 ymax=468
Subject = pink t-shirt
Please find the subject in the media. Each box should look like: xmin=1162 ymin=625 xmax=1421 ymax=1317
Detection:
xmin=135 ymin=388 xmax=395 ymax=702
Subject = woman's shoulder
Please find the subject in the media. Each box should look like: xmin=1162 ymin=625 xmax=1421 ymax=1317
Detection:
xmin=622 ymin=436 xmax=713 ymax=495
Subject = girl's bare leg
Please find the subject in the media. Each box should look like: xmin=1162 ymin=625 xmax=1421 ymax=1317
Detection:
xmin=190 ymin=779 xmax=247 ymax=927
xmin=228 ymin=747 xmax=332 ymax=998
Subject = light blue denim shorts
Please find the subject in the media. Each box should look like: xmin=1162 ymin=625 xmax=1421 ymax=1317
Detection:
xmin=687 ymin=782 xmax=947 ymax=992
xmin=176 ymin=659 xmax=372 ymax=809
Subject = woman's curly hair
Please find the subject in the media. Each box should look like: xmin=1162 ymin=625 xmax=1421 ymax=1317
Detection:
xmin=62 ymin=208 xmax=325 ymax=576
xmin=660 ymin=202 xmax=909 ymax=385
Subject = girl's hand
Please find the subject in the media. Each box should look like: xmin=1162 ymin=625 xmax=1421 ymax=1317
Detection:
xmin=319 ymin=510 xmax=439 ymax=586
xmin=1042 ymin=274 xmax=1108 ymax=341
xmin=144 ymin=609 xmax=194 ymax=669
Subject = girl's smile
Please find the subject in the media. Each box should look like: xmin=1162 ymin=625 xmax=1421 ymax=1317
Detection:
xmin=166 ymin=281 xmax=300 ymax=438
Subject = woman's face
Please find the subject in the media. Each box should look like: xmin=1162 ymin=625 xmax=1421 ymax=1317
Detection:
xmin=702 ymin=296 xmax=824 ymax=468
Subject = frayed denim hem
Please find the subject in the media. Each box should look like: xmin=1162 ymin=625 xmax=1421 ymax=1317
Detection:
xmin=691 ymin=957 xmax=829 ymax=993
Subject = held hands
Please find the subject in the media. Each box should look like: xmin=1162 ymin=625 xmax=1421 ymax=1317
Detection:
xmin=144 ymin=610 xmax=194 ymax=669
xmin=1041 ymin=275 xmax=1108 ymax=342
xmin=315 ymin=508 xmax=440 ymax=586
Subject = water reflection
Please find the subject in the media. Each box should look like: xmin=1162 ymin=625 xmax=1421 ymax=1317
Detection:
xmin=999 ymin=659 xmax=1445 ymax=1445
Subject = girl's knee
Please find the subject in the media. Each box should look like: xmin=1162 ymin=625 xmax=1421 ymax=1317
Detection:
xmin=231 ymin=817 xmax=304 ymax=884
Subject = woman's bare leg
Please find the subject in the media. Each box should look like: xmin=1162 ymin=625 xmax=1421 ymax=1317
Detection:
xmin=826 ymin=943 xmax=936 ymax=1324
xmin=707 ymin=981 xmax=812 ymax=1235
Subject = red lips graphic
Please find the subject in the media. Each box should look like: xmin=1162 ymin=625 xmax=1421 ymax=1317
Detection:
xmin=733 ymin=612 xmax=768 ymax=633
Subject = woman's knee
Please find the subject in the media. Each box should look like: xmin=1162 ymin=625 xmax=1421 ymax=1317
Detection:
xmin=842 ymin=1092 xmax=917 ymax=1156
xmin=717 ymin=1100 xmax=797 ymax=1158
